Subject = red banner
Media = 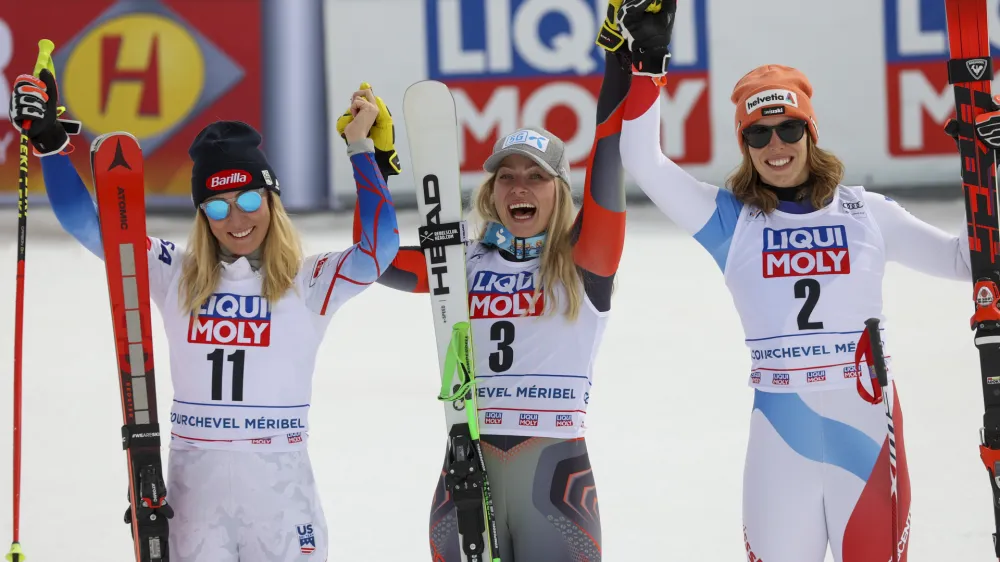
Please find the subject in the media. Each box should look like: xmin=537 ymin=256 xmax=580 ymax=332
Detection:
xmin=1 ymin=0 xmax=262 ymax=205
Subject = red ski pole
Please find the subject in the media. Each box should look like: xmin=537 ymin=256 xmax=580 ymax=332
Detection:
xmin=855 ymin=318 xmax=897 ymax=562
xmin=8 ymin=38 xmax=56 ymax=562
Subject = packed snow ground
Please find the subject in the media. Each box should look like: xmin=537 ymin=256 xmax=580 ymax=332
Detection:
xmin=0 ymin=198 xmax=990 ymax=561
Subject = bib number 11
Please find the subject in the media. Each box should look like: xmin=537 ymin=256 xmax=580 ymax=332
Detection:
xmin=207 ymin=348 xmax=245 ymax=401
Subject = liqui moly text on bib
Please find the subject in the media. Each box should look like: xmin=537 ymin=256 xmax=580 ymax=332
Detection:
xmin=762 ymin=226 xmax=851 ymax=278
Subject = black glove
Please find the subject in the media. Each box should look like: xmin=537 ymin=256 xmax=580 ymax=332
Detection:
xmin=618 ymin=0 xmax=676 ymax=79
xmin=975 ymin=96 xmax=1000 ymax=148
xmin=8 ymin=69 xmax=81 ymax=156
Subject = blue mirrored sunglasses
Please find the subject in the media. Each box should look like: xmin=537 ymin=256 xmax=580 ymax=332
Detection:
xmin=200 ymin=190 xmax=263 ymax=221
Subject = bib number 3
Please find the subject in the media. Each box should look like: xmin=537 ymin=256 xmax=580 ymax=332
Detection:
xmin=489 ymin=320 xmax=515 ymax=372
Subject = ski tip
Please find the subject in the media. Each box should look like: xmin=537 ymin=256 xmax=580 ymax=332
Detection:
xmin=90 ymin=131 xmax=141 ymax=154
xmin=402 ymin=79 xmax=460 ymax=132
xmin=404 ymin=80 xmax=452 ymax=100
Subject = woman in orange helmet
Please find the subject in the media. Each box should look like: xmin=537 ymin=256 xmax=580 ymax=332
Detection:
xmin=615 ymin=1 xmax=971 ymax=561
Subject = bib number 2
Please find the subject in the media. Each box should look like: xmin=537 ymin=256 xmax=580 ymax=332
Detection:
xmin=794 ymin=278 xmax=823 ymax=330
xmin=207 ymin=348 xmax=245 ymax=401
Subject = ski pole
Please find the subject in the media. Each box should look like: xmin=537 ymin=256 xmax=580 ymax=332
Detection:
xmin=863 ymin=317 xmax=898 ymax=562
xmin=8 ymin=38 xmax=56 ymax=562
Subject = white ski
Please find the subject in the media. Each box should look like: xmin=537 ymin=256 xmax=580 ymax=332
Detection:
xmin=403 ymin=80 xmax=500 ymax=562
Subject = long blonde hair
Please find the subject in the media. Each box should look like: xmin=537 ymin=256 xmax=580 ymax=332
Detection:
xmin=473 ymin=174 xmax=583 ymax=321
xmin=180 ymin=194 xmax=303 ymax=315
xmin=726 ymin=135 xmax=845 ymax=213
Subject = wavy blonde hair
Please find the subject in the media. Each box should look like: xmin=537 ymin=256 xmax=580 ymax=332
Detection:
xmin=179 ymin=194 xmax=303 ymax=315
xmin=473 ymin=174 xmax=583 ymax=321
xmin=727 ymin=135 xmax=845 ymax=213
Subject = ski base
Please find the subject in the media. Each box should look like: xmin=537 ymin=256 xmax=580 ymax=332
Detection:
xmin=404 ymin=80 xmax=502 ymax=562
xmin=445 ymin=424 xmax=497 ymax=562
xmin=91 ymin=132 xmax=172 ymax=561
xmin=944 ymin=0 xmax=1000 ymax=558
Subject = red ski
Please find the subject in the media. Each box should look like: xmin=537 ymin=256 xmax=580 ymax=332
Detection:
xmin=91 ymin=132 xmax=172 ymax=561
xmin=943 ymin=0 xmax=1000 ymax=559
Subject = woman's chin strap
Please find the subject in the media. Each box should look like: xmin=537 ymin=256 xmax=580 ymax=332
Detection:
xmin=481 ymin=222 xmax=546 ymax=261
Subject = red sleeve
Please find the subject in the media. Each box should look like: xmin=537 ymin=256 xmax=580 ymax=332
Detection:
xmin=572 ymin=53 xmax=630 ymax=277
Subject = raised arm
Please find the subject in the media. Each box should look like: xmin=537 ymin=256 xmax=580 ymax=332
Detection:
xmin=348 ymin=142 xmax=400 ymax=274
xmin=571 ymin=51 xmax=629 ymax=278
xmin=620 ymin=75 xmax=743 ymax=270
xmin=40 ymin=153 xmax=104 ymax=258
xmin=39 ymin=151 xmax=180 ymax=309
xmin=11 ymin=69 xmax=104 ymax=258
xmin=335 ymin=82 xmax=429 ymax=295
xmin=352 ymin=204 xmax=429 ymax=293
xmin=307 ymin=138 xmax=400 ymax=315
xmin=864 ymin=191 xmax=971 ymax=281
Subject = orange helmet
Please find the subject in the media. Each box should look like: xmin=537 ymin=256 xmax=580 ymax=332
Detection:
xmin=731 ymin=64 xmax=819 ymax=146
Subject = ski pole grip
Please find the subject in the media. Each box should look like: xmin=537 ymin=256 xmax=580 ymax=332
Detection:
xmin=32 ymin=39 xmax=55 ymax=78
xmin=864 ymin=317 xmax=890 ymax=388
xmin=22 ymin=39 xmax=55 ymax=132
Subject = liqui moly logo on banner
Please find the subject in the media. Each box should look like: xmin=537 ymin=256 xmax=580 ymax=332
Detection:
xmin=762 ymin=226 xmax=851 ymax=278
xmin=883 ymin=0 xmax=1000 ymax=156
xmin=485 ymin=411 xmax=503 ymax=425
xmin=469 ymin=270 xmax=544 ymax=319
xmin=424 ymin=0 xmax=712 ymax=171
xmin=189 ymin=293 xmax=271 ymax=346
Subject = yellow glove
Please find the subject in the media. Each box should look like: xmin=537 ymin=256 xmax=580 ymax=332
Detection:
xmin=336 ymin=82 xmax=402 ymax=178
xmin=595 ymin=0 xmax=662 ymax=53
xmin=596 ymin=0 xmax=625 ymax=52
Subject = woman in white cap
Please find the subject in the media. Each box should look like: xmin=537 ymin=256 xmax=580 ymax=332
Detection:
xmin=345 ymin=37 xmax=632 ymax=562
xmin=614 ymin=1 xmax=971 ymax=561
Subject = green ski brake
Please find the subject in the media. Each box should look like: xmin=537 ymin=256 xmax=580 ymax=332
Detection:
xmin=438 ymin=322 xmax=482 ymax=437
xmin=437 ymin=321 xmax=501 ymax=561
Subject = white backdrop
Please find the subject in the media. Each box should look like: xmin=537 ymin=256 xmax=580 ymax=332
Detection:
xmin=324 ymin=0 xmax=999 ymax=208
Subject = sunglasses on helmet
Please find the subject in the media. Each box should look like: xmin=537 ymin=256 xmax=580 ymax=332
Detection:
xmin=200 ymin=189 xmax=264 ymax=221
xmin=742 ymin=119 xmax=807 ymax=150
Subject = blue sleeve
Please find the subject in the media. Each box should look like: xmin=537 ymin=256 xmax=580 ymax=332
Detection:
xmin=303 ymin=149 xmax=400 ymax=316
xmin=350 ymin=150 xmax=399 ymax=277
xmin=692 ymin=189 xmax=743 ymax=272
xmin=40 ymin=154 xmax=104 ymax=259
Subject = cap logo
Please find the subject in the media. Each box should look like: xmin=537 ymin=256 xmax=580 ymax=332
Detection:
xmin=501 ymin=129 xmax=549 ymax=152
xmin=207 ymin=170 xmax=252 ymax=190
xmin=745 ymin=89 xmax=798 ymax=113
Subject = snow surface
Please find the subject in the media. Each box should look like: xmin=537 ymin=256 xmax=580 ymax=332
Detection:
xmin=0 ymin=199 xmax=990 ymax=561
